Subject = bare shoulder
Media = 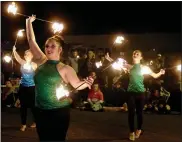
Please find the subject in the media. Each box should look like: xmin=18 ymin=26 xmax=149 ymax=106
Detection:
xmin=61 ymin=64 xmax=74 ymax=72
xmin=32 ymin=62 xmax=37 ymax=67
xmin=57 ymin=62 xmax=66 ymax=69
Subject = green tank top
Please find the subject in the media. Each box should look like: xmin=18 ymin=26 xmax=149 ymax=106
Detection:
xmin=34 ymin=60 xmax=71 ymax=109
xmin=127 ymin=64 xmax=145 ymax=93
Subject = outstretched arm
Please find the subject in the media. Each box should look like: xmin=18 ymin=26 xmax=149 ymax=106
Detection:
xmin=12 ymin=46 xmax=25 ymax=65
xmin=65 ymin=65 xmax=93 ymax=90
xmin=26 ymin=15 xmax=47 ymax=63
xmin=105 ymin=52 xmax=132 ymax=70
xmin=150 ymin=69 xmax=165 ymax=79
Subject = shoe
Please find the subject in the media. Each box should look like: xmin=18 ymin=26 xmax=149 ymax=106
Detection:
xmin=135 ymin=129 xmax=142 ymax=138
xmin=129 ymin=132 xmax=135 ymax=141
xmin=30 ymin=123 xmax=36 ymax=128
xmin=20 ymin=125 xmax=26 ymax=131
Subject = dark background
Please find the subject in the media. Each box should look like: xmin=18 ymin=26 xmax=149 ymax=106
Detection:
xmin=1 ymin=1 xmax=181 ymax=51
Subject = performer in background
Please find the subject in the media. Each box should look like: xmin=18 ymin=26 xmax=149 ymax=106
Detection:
xmin=13 ymin=46 xmax=37 ymax=131
xmin=105 ymin=50 xmax=165 ymax=141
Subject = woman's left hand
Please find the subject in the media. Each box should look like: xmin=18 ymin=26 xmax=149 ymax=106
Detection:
xmin=13 ymin=46 xmax=16 ymax=52
xmin=160 ymin=69 xmax=165 ymax=75
xmin=83 ymin=76 xmax=94 ymax=89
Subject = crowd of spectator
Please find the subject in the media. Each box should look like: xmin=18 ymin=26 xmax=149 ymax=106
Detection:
xmin=1 ymin=48 xmax=181 ymax=113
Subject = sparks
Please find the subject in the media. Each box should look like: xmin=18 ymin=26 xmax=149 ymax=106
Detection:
xmin=112 ymin=58 xmax=127 ymax=71
xmin=52 ymin=22 xmax=64 ymax=34
xmin=177 ymin=65 xmax=181 ymax=71
xmin=115 ymin=36 xmax=124 ymax=44
xmin=7 ymin=2 xmax=17 ymax=15
xmin=95 ymin=61 xmax=102 ymax=68
xmin=23 ymin=62 xmax=31 ymax=71
xmin=17 ymin=29 xmax=25 ymax=37
xmin=56 ymin=85 xmax=69 ymax=100
xmin=3 ymin=55 xmax=12 ymax=63
xmin=141 ymin=66 xmax=152 ymax=75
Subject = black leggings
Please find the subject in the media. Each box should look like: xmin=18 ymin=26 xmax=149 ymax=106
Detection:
xmin=127 ymin=92 xmax=145 ymax=132
xmin=18 ymin=85 xmax=35 ymax=125
xmin=34 ymin=107 xmax=70 ymax=142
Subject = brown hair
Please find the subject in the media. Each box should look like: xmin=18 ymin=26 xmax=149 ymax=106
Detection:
xmin=46 ymin=35 xmax=65 ymax=48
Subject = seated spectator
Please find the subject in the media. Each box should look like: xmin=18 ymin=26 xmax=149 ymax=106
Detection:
xmin=87 ymin=82 xmax=104 ymax=112
xmin=112 ymin=81 xmax=127 ymax=110
xmin=2 ymin=80 xmax=16 ymax=107
xmin=158 ymin=103 xmax=171 ymax=114
xmin=144 ymin=90 xmax=160 ymax=113
xmin=160 ymin=86 xmax=170 ymax=103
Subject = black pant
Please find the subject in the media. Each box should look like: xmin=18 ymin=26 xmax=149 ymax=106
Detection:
xmin=34 ymin=107 xmax=70 ymax=142
xmin=127 ymin=92 xmax=145 ymax=132
xmin=18 ymin=85 xmax=35 ymax=125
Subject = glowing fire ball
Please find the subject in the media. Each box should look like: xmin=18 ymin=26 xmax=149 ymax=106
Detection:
xmin=95 ymin=61 xmax=102 ymax=68
xmin=7 ymin=2 xmax=17 ymax=15
xmin=17 ymin=29 xmax=25 ymax=37
xmin=3 ymin=55 xmax=12 ymax=63
xmin=56 ymin=85 xmax=69 ymax=100
xmin=115 ymin=36 xmax=124 ymax=44
xmin=52 ymin=22 xmax=64 ymax=34
xmin=23 ymin=63 xmax=31 ymax=71
xmin=177 ymin=65 xmax=181 ymax=71
xmin=141 ymin=66 xmax=152 ymax=75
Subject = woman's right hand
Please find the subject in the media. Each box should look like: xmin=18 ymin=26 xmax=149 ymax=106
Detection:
xmin=27 ymin=15 xmax=36 ymax=23
xmin=105 ymin=52 xmax=110 ymax=60
xmin=83 ymin=76 xmax=94 ymax=89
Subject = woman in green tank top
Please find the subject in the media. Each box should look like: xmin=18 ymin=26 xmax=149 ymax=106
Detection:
xmin=105 ymin=50 xmax=165 ymax=141
xmin=26 ymin=15 xmax=94 ymax=142
xmin=127 ymin=50 xmax=165 ymax=141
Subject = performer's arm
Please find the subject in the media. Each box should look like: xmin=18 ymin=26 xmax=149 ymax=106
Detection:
xmin=149 ymin=69 xmax=165 ymax=79
xmin=26 ymin=15 xmax=47 ymax=63
xmin=105 ymin=52 xmax=132 ymax=70
xmin=65 ymin=65 xmax=93 ymax=90
xmin=12 ymin=46 xmax=26 ymax=65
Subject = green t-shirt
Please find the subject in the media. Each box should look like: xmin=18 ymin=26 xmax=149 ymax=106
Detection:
xmin=34 ymin=60 xmax=71 ymax=109
xmin=127 ymin=64 xmax=145 ymax=93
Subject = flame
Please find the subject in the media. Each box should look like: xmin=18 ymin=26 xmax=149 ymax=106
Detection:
xmin=56 ymin=85 xmax=69 ymax=100
xmin=52 ymin=22 xmax=64 ymax=34
xmin=115 ymin=36 xmax=124 ymax=44
xmin=177 ymin=65 xmax=181 ymax=71
xmin=112 ymin=58 xmax=127 ymax=71
xmin=7 ymin=2 xmax=17 ymax=15
xmin=112 ymin=62 xmax=122 ymax=71
xmin=95 ymin=61 xmax=102 ymax=68
xmin=3 ymin=55 xmax=12 ymax=63
xmin=141 ymin=66 xmax=152 ymax=75
xmin=23 ymin=62 xmax=31 ymax=70
xmin=17 ymin=29 xmax=25 ymax=37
